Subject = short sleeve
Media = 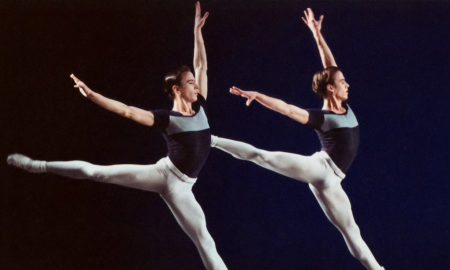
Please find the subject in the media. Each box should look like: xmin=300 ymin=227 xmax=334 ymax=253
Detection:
xmin=150 ymin=109 xmax=170 ymax=132
xmin=306 ymin=109 xmax=324 ymax=130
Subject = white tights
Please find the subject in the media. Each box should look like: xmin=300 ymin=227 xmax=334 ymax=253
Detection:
xmin=212 ymin=136 xmax=384 ymax=270
xmin=45 ymin=157 xmax=227 ymax=270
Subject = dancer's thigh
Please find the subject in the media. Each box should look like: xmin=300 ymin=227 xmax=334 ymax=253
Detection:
xmin=309 ymin=181 xmax=356 ymax=232
xmin=160 ymin=180 xmax=206 ymax=237
xmin=261 ymin=151 xmax=331 ymax=184
xmin=94 ymin=160 xmax=168 ymax=193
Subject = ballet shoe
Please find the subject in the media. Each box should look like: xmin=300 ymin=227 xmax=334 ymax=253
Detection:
xmin=7 ymin=153 xmax=46 ymax=173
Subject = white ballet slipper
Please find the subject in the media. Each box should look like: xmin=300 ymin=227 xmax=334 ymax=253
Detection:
xmin=7 ymin=153 xmax=46 ymax=173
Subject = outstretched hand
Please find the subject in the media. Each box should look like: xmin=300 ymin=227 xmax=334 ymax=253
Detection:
xmin=230 ymin=86 xmax=258 ymax=106
xmin=301 ymin=8 xmax=324 ymax=34
xmin=194 ymin=1 xmax=209 ymax=33
xmin=70 ymin=74 xmax=90 ymax=98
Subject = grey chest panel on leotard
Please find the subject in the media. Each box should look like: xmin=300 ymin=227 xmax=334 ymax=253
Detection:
xmin=166 ymin=107 xmax=210 ymax=135
xmin=321 ymin=105 xmax=358 ymax=132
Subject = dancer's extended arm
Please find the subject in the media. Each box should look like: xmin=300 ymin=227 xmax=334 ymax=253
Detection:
xmin=193 ymin=1 xmax=209 ymax=99
xmin=230 ymin=86 xmax=309 ymax=124
xmin=70 ymin=74 xmax=154 ymax=126
xmin=302 ymin=8 xmax=337 ymax=68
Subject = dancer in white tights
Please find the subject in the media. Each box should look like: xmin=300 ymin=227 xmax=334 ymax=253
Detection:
xmin=7 ymin=2 xmax=227 ymax=270
xmin=211 ymin=8 xmax=384 ymax=270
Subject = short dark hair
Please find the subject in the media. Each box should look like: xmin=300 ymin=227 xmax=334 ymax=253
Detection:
xmin=312 ymin=66 xmax=342 ymax=98
xmin=164 ymin=65 xmax=192 ymax=100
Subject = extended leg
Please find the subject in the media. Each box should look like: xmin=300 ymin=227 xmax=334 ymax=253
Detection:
xmin=309 ymin=182 xmax=384 ymax=270
xmin=161 ymin=187 xmax=227 ymax=270
xmin=8 ymin=153 xmax=168 ymax=193
xmin=211 ymin=136 xmax=328 ymax=183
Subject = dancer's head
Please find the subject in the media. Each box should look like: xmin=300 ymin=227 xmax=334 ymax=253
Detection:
xmin=164 ymin=65 xmax=199 ymax=102
xmin=312 ymin=66 xmax=349 ymax=101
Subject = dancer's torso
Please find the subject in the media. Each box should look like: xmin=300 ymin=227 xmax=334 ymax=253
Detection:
xmin=152 ymin=95 xmax=211 ymax=178
xmin=307 ymin=103 xmax=359 ymax=173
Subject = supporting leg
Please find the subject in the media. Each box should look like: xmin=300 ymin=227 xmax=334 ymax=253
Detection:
xmin=161 ymin=186 xmax=227 ymax=270
xmin=309 ymin=182 xmax=384 ymax=270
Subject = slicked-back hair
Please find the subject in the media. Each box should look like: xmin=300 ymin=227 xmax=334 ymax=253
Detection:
xmin=312 ymin=66 xmax=342 ymax=98
xmin=164 ymin=65 xmax=192 ymax=100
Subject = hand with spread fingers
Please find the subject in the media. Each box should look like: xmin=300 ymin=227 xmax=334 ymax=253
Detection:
xmin=229 ymin=86 xmax=258 ymax=106
xmin=301 ymin=7 xmax=337 ymax=68
xmin=302 ymin=8 xmax=324 ymax=36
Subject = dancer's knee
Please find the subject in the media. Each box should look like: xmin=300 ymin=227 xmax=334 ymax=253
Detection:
xmin=341 ymin=223 xmax=365 ymax=259
xmin=252 ymin=149 xmax=276 ymax=167
xmin=195 ymin=226 xmax=216 ymax=250
xmin=335 ymin=214 xmax=361 ymax=236
xmin=183 ymin=213 xmax=215 ymax=250
xmin=80 ymin=163 xmax=109 ymax=182
xmin=349 ymin=243 xmax=364 ymax=261
xmin=230 ymin=144 xmax=261 ymax=161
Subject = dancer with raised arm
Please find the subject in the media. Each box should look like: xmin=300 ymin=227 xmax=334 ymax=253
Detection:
xmin=211 ymin=8 xmax=384 ymax=270
xmin=7 ymin=2 xmax=227 ymax=270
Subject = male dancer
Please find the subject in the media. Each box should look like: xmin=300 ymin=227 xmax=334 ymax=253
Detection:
xmin=211 ymin=8 xmax=384 ymax=270
xmin=7 ymin=2 xmax=227 ymax=270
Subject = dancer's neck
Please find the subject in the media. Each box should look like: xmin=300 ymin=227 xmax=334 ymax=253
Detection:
xmin=172 ymin=98 xmax=195 ymax=116
xmin=322 ymin=97 xmax=346 ymax=114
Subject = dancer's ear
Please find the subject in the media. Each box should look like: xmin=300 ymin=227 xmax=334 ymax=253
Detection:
xmin=326 ymin=84 xmax=335 ymax=95
xmin=172 ymin=85 xmax=181 ymax=97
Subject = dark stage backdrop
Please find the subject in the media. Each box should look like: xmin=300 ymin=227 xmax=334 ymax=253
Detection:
xmin=2 ymin=0 xmax=449 ymax=269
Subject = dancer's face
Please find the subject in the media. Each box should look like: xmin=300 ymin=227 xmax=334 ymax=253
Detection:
xmin=177 ymin=71 xmax=199 ymax=103
xmin=328 ymin=71 xmax=349 ymax=101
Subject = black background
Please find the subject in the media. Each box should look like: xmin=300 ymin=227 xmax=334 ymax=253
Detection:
xmin=2 ymin=0 xmax=450 ymax=269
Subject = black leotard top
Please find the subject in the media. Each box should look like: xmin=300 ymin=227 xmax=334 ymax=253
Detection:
xmin=151 ymin=95 xmax=211 ymax=178
xmin=307 ymin=103 xmax=360 ymax=173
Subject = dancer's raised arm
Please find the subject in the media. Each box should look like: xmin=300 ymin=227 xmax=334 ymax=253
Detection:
xmin=70 ymin=74 xmax=154 ymax=126
xmin=230 ymin=86 xmax=309 ymax=124
xmin=302 ymin=8 xmax=337 ymax=68
xmin=193 ymin=1 xmax=209 ymax=99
